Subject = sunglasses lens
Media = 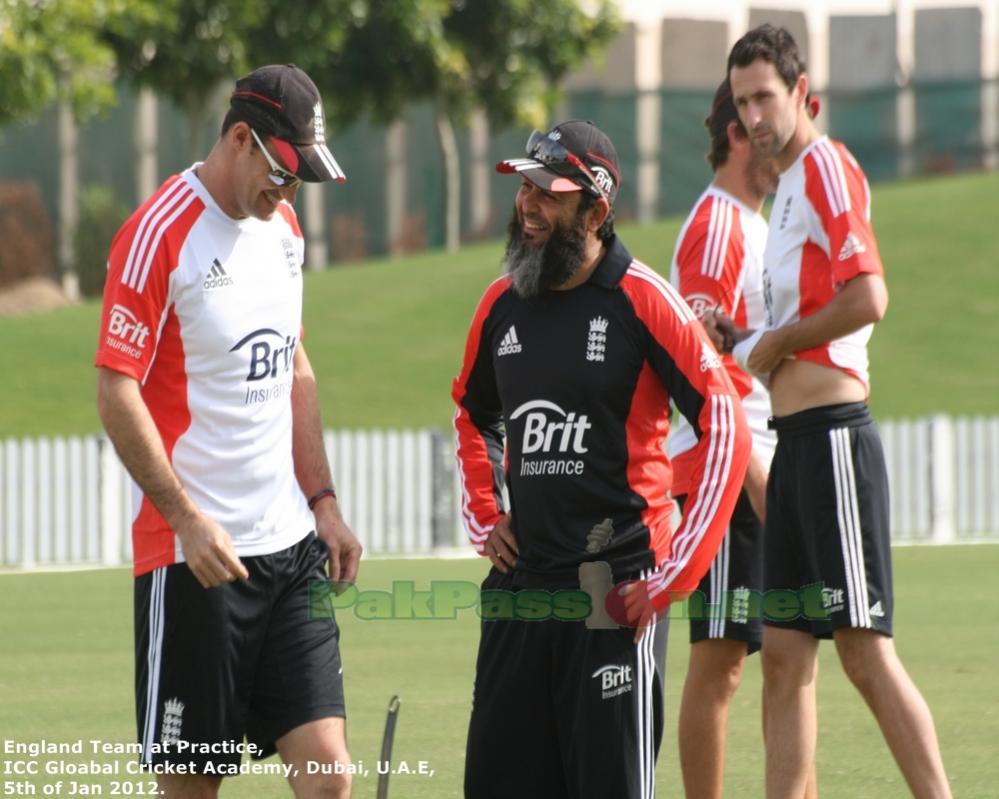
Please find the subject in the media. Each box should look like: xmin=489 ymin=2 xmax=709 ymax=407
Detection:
xmin=524 ymin=129 xmax=604 ymax=198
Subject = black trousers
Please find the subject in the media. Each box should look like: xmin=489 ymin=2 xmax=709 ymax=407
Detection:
xmin=464 ymin=569 xmax=668 ymax=799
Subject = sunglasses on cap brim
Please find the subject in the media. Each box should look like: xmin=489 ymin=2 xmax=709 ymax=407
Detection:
xmin=525 ymin=130 xmax=607 ymax=199
xmin=250 ymin=128 xmax=302 ymax=188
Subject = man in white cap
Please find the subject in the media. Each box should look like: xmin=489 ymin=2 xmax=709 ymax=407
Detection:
xmin=96 ymin=64 xmax=357 ymax=799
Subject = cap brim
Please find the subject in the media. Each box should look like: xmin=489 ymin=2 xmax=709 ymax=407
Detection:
xmin=296 ymin=142 xmax=347 ymax=183
xmin=272 ymin=136 xmax=346 ymax=183
xmin=496 ymin=158 xmax=583 ymax=193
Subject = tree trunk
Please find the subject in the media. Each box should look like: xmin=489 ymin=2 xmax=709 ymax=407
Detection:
xmin=385 ymin=118 xmax=408 ymax=255
xmin=57 ymin=91 xmax=79 ymax=301
xmin=434 ymin=107 xmax=461 ymax=253
xmin=303 ymin=183 xmax=327 ymax=270
xmin=134 ymin=87 xmax=158 ymax=204
xmin=186 ymin=94 xmax=208 ymax=165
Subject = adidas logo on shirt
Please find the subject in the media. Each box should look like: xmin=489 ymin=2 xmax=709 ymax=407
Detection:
xmin=838 ymin=232 xmax=866 ymax=261
xmin=869 ymin=600 xmax=885 ymax=618
xmin=203 ymin=258 xmax=234 ymax=290
xmin=497 ymin=325 xmax=522 ymax=356
xmin=699 ymin=342 xmax=722 ymax=372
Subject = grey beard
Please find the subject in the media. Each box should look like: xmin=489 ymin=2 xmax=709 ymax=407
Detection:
xmin=503 ymin=211 xmax=588 ymax=299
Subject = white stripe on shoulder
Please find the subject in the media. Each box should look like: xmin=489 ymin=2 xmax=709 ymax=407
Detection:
xmin=812 ymin=141 xmax=850 ymax=217
xmin=122 ymin=180 xmax=188 ymax=289
xmin=134 ymin=188 xmax=198 ymax=294
xmin=626 ymin=262 xmax=697 ymax=324
xmin=710 ymin=199 xmax=734 ymax=282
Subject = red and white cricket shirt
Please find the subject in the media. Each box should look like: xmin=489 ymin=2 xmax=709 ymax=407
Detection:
xmin=668 ymin=186 xmax=775 ymax=496
xmin=95 ymin=167 xmax=314 ymax=576
xmin=764 ymin=136 xmax=884 ymax=392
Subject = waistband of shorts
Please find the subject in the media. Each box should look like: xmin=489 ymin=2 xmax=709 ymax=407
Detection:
xmin=767 ymin=402 xmax=871 ymax=436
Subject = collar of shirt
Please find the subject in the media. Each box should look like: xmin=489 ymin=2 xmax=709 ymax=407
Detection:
xmin=586 ymin=234 xmax=633 ymax=290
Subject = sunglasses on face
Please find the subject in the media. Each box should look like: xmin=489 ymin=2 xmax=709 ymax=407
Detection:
xmin=526 ymin=130 xmax=606 ymax=199
xmin=250 ymin=128 xmax=302 ymax=189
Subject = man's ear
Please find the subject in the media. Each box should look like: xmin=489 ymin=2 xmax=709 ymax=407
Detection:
xmin=229 ymin=121 xmax=253 ymax=151
xmin=794 ymin=73 xmax=810 ymax=110
xmin=587 ymin=196 xmax=611 ymax=233
xmin=726 ymin=119 xmax=748 ymax=153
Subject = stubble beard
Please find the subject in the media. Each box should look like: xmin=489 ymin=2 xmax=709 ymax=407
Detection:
xmin=503 ymin=207 xmax=588 ymax=299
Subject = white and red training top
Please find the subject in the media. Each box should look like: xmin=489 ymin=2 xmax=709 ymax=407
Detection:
xmin=764 ymin=136 xmax=884 ymax=392
xmin=95 ymin=167 xmax=314 ymax=576
xmin=668 ymin=187 xmax=775 ymax=496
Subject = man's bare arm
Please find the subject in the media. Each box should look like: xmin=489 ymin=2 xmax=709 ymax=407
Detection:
xmin=96 ymin=367 xmax=248 ymax=587
xmin=290 ymin=345 xmax=362 ymax=585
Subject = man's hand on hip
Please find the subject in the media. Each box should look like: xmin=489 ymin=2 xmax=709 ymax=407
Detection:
xmin=315 ymin=502 xmax=363 ymax=586
xmin=485 ymin=514 xmax=518 ymax=574
xmin=176 ymin=512 xmax=249 ymax=588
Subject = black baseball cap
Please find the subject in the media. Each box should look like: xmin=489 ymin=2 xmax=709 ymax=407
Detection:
xmin=230 ymin=64 xmax=346 ymax=183
xmin=497 ymin=120 xmax=621 ymax=204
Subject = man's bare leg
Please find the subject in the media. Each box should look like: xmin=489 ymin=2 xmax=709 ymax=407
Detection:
xmin=679 ymin=639 xmax=747 ymax=799
xmin=277 ymin=716 xmax=352 ymax=799
xmin=762 ymin=626 xmax=819 ymax=799
xmin=834 ymin=629 xmax=951 ymax=799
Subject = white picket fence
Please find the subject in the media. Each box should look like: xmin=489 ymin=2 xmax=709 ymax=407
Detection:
xmin=1 ymin=416 xmax=998 ymax=569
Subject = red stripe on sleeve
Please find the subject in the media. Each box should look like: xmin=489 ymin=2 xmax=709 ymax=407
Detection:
xmin=96 ymin=176 xmax=204 ymax=382
xmin=131 ymin=306 xmax=191 ymax=575
xmin=451 ymin=277 xmax=511 ymax=553
xmin=622 ymin=265 xmax=751 ymax=609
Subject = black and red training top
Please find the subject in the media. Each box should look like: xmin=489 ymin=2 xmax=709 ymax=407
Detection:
xmin=451 ymin=236 xmax=751 ymax=609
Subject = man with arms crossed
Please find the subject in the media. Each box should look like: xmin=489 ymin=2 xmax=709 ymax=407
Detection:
xmin=453 ymin=120 xmax=750 ymax=798
xmin=713 ymin=25 xmax=951 ymax=798
xmin=96 ymin=64 xmax=361 ymax=799
xmin=669 ymin=77 xmax=782 ymax=799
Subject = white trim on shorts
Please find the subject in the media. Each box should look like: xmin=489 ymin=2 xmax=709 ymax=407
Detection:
xmin=830 ymin=427 xmax=872 ymax=628
xmin=141 ymin=567 xmax=167 ymax=764
xmin=636 ymin=568 xmax=657 ymax=799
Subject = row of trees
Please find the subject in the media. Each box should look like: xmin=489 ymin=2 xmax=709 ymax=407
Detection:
xmin=1 ymin=0 xmax=620 ymax=255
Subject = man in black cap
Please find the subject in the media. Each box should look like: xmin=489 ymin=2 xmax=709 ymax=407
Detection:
xmin=96 ymin=64 xmax=358 ymax=798
xmin=452 ymin=120 xmax=751 ymax=797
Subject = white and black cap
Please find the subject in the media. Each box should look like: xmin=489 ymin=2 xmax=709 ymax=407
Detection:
xmin=230 ymin=64 xmax=346 ymax=183
xmin=497 ymin=120 xmax=620 ymax=203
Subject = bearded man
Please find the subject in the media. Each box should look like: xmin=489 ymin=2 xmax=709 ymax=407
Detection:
xmin=451 ymin=120 xmax=751 ymax=798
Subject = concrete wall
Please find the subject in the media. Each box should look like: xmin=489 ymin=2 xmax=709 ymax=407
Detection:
xmin=914 ymin=7 xmax=982 ymax=81
xmin=660 ymin=19 xmax=729 ymax=88
xmin=829 ymin=14 xmax=897 ymax=89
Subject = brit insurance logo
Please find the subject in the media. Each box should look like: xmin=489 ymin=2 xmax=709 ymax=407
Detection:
xmin=683 ymin=293 xmax=715 ymax=319
xmin=509 ymin=399 xmax=591 ymax=477
xmin=105 ymin=304 xmax=151 ymax=360
xmin=590 ymin=166 xmax=615 ymax=197
xmin=203 ymin=258 xmax=234 ymax=290
xmin=592 ymin=664 xmax=633 ymax=700
xmin=229 ymin=328 xmax=297 ymax=406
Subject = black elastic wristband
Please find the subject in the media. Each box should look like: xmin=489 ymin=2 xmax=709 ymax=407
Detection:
xmin=308 ymin=487 xmax=337 ymax=510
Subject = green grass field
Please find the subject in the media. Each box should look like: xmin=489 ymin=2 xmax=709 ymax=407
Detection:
xmin=1 ymin=170 xmax=997 ymax=437
xmin=1 ymin=545 xmax=996 ymax=797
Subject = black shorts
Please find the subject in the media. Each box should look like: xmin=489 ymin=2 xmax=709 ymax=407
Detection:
xmin=679 ymin=491 xmax=763 ymax=654
xmin=464 ymin=569 xmax=668 ymax=799
xmin=134 ymin=532 xmax=345 ymax=772
xmin=764 ymin=402 xmax=893 ymax=638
